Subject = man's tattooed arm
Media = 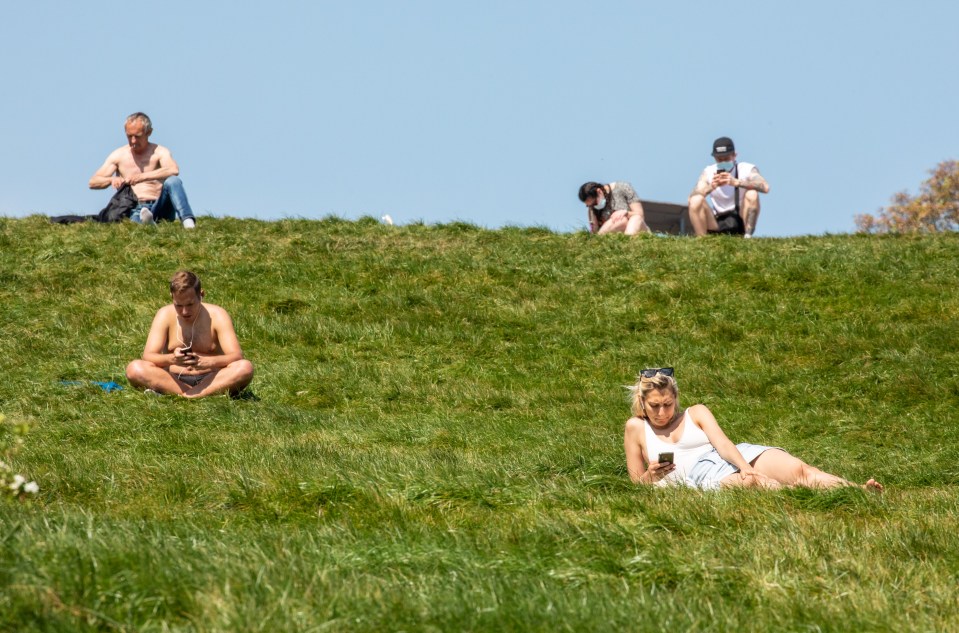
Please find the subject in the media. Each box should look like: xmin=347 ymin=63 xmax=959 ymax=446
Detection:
xmin=736 ymin=168 xmax=770 ymax=193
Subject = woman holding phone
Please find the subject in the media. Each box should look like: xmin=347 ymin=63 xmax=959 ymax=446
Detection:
xmin=623 ymin=368 xmax=883 ymax=491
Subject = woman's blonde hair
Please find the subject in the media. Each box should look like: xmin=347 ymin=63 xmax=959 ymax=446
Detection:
xmin=628 ymin=371 xmax=679 ymax=418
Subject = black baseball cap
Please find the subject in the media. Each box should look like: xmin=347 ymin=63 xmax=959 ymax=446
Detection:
xmin=711 ymin=137 xmax=735 ymax=156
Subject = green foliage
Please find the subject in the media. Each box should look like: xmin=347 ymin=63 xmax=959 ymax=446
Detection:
xmin=1 ymin=216 xmax=959 ymax=631
xmin=856 ymin=160 xmax=959 ymax=233
xmin=0 ymin=414 xmax=39 ymax=500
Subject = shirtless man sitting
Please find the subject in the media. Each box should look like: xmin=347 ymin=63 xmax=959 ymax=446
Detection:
xmin=126 ymin=271 xmax=254 ymax=398
xmin=89 ymin=112 xmax=197 ymax=228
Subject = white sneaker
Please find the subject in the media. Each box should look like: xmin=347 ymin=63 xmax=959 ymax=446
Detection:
xmin=183 ymin=218 xmax=196 ymax=229
xmin=744 ymin=233 xmax=753 ymax=239
xmin=139 ymin=208 xmax=155 ymax=224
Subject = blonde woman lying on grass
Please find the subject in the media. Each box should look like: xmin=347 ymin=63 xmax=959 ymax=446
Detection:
xmin=624 ymin=368 xmax=883 ymax=491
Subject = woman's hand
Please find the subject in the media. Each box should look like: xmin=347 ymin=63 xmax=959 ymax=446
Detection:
xmin=736 ymin=466 xmax=777 ymax=489
xmin=645 ymin=460 xmax=676 ymax=483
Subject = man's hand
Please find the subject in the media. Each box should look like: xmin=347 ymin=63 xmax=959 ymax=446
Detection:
xmin=126 ymin=173 xmax=148 ymax=186
xmin=712 ymin=172 xmax=734 ymax=189
xmin=173 ymin=346 xmax=198 ymax=366
xmin=189 ymin=355 xmax=213 ymax=371
xmin=111 ymin=176 xmax=126 ymax=190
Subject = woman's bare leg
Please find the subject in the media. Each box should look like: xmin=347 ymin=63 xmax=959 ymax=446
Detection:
xmin=597 ymin=212 xmax=629 ymax=234
xmin=752 ymin=449 xmax=883 ymax=491
xmin=624 ymin=211 xmax=651 ymax=236
xmin=719 ymin=470 xmax=782 ymax=489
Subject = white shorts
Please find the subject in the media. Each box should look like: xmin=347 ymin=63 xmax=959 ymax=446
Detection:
xmin=687 ymin=443 xmax=778 ymax=490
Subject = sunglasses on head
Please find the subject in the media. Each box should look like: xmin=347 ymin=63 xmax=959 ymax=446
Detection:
xmin=640 ymin=367 xmax=674 ymax=378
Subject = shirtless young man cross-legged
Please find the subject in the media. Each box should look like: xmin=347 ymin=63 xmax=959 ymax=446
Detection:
xmin=126 ymin=271 xmax=254 ymax=398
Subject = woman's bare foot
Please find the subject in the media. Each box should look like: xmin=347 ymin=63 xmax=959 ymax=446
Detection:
xmin=863 ymin=478 xmax=884 ymax=493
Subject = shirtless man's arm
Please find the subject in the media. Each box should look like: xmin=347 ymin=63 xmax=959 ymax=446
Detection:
xmin=141 ymin=306 xmax=186 ymax=368
xmin=89 ymin=149 xmax=126 ymax=190
xmin=127 ymin=146 xmax=179 ymax=186
xmin=88 ymin=145 xmax=180 ymax=189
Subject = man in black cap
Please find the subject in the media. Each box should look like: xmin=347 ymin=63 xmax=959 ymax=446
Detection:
xmin=687 ymin=136 xmax=769 ymax=237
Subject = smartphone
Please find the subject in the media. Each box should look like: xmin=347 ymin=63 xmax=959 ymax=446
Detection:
xmin=658 ymin=452 xmax=674 ymax=464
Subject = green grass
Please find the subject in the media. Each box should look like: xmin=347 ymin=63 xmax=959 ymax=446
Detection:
xmin=1 ymin=215 xmax=958 ymax=631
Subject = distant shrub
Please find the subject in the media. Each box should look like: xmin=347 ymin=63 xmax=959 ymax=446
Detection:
xmin=856 ymin=160 xmax=959 ymax=233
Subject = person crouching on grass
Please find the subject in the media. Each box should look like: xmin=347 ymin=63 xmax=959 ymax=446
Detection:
xmin=126 ymin=270 xmax=254 ymax=398
xmin=623 ymin=368 xmax=883 ymax=491
xmin=578 ymin=181 xmax=651 ymax=235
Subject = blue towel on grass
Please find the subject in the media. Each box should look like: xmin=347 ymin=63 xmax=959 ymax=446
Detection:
xmin=60 ymin=380 xmax=123 ymax=392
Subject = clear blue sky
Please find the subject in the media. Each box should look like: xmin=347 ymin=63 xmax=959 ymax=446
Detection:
xmin=2 ymin=1 xmax=956 ymax=236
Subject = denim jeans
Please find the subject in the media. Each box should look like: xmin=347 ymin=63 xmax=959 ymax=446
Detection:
xmin=131 ymin=176 xmax=195 ymax=223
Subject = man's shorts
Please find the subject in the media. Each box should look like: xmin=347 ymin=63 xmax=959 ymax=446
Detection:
xmin=176 ymin=372 xmax=213 ymax=388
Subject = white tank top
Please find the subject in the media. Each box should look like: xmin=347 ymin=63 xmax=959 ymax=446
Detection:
xmin=705 ymin=162 xmax=756 ymax=214
xmin=644 ymin=411 xmax=714 ymax=487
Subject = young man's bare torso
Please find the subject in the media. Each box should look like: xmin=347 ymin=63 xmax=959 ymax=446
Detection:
xmin=155 ymin=302 xmax=229 ymax=377
xmin=126 ymin=272 xmax=254 ymax=398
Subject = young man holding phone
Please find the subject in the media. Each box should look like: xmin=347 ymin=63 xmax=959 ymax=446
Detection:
xmin=126 ymin=271 xmax=254 ymax=398
xmin=687 ymin=137 xmax=770 ymax=237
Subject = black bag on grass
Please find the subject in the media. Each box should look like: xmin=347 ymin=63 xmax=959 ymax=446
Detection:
xmin=50 ymin=184 xmax=139 ymax=224
xmin=712 ymin=210 xmax=745 ymax=235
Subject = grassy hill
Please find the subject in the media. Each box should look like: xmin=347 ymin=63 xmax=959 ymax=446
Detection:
xmin=1 ymin=215 xmax=958 ymax=631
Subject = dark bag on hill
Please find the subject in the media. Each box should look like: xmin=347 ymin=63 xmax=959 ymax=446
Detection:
xmin=712 ymin=210 xmax=745 ymax=235
xmin=50 ymin=184 xmax=139 ymax=224
xmin=96 ymin=184 xmax=138 ymax=222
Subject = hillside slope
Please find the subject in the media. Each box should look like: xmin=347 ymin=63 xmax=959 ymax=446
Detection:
xmin=1 ymin=216 xmax=958 ymax=631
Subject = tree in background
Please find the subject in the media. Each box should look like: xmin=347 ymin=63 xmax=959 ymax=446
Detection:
xmin=856 ymin=160 xmax=959 ymax=233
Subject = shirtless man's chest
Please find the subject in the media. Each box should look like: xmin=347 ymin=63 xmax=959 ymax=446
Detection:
xmin=118 ymin=145 xmax=163 ymax=199
xmin=166 ymin=321 xmax=219 ymax=355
